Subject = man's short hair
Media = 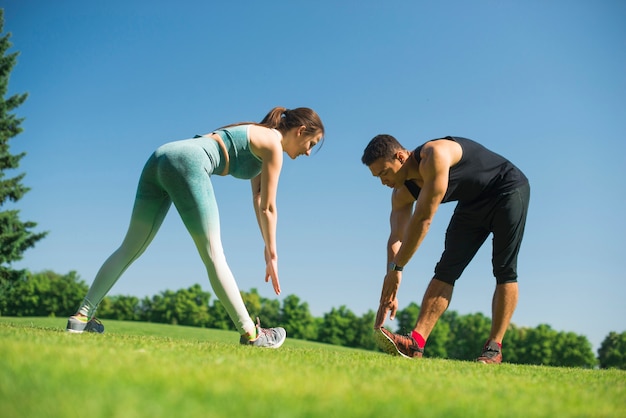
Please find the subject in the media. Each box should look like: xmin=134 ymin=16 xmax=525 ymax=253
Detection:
xmin=361 ymin=134 xmax=405 ymax=166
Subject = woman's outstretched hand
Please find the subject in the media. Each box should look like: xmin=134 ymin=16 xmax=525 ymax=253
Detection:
xmin=264 ymin=249 xmax=281 ymax=295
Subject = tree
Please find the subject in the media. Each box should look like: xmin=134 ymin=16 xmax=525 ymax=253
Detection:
xmin=241 ymin=288 xmax=281 ymax=328
xmin=280 ymin=294 xmax=317 ymax=340
xmin=206 ymin=300 xmax=232 ymax=330
xmin=353 ymin=309 xmax=377 ymax=351
xmin=517 ymin=323 xmax=559 ymax=365
xmin=143 ymin=284 xmax=211 ymax=327
xmin=505 ymin=324 xmax=596 ymax=367
xmin=0 ymin=9 xmax=47 ymax=287
xmin=0 ymin=270 xmax=87 ymax=317
xmin=98 ymin=295 xmax=141 ymax=321
xmin=241 ymin=289 xmax=263 ymax=319
xmin=395 ymin=302 xmax=420 ymax=335
xmin=502 ymin=323 xmax=526 ymax=364
xmin=551 ymin=331 xmax=596 ymax=368
xmin=446 ymin=312 xmax=492 ymax=360
xmin=317 ymin=306 xmax=360 ymax=347
xmin=598 ymin=331 xmax=626 ymax=370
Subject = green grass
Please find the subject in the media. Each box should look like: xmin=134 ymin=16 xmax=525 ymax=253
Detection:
xmin=1 ymin=317 xmax=624 ymax=418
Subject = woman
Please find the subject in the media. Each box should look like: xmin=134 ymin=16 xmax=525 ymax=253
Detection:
xmin=66 ymin=107 xmax=325 ymax=349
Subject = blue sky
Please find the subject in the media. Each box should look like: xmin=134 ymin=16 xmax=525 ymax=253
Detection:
xmin=3 ymin=1 xmax=625 ymax=352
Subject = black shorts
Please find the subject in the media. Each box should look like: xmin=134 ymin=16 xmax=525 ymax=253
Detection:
xmin=434 ymin=183 xmax=530 ymax=285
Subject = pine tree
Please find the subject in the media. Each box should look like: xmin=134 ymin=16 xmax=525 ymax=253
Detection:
xmin=0 ymin=9 xmax=47 ymax=286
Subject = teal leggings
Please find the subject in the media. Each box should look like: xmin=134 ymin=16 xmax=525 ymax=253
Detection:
xmin=78 ymin=136 xmax=256 ymax=335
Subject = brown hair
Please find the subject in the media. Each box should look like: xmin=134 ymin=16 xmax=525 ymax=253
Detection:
xmin=361 ymin=134 xmax=406 ymax=166
xmin=218 ymin=107 xmax=325 ymax=140
xmin=260 ymin=107 xmax=325 ymax=137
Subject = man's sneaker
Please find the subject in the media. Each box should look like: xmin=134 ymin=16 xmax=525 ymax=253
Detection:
xmin=374 ymin=328 xmax=424 ymax=359
xmin=476 ymin=340 xmax=502 ymax=364
xmin=239 ymin=318 xmax=286 ymax=349
xmin=66 ymin=315 xmax=105 ymax=334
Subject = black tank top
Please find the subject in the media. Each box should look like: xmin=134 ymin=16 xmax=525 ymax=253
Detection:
xmin=404 ymin=136 xmax=528 ymax=203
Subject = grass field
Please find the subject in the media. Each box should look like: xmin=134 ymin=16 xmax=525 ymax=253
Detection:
xmin=1 ymin=317 xmax=624 ymax=418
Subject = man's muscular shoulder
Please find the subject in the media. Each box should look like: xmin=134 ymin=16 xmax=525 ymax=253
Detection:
xmin=419 ymin=139 xmax=463 ymax=169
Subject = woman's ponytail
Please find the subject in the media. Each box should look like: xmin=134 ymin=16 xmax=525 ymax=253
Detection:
xmin=260 ymin=106 xmax=325 ymax=138
xmin=259 ymin=107 xmax=288 ymax=129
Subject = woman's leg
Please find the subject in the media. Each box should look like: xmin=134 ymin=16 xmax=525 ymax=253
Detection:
xmin=77 ymin=155 xmax=172 ymax=318
xmin=156 ymin=142 xmax=256 ymax=336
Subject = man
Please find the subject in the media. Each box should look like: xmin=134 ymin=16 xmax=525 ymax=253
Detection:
xmin=361 ymin=134 xmax=530 ymax=363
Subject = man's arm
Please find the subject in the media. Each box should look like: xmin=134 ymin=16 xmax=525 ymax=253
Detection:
xmin=391 ymin=142 xmax=452 ymax=267
xmin=375 ymin=141 xmax=458 ymax=328
xmin=374 ymin=189 xmax=415 ymax=328
xmin=387 ymin=188 xmax=415 ymax=266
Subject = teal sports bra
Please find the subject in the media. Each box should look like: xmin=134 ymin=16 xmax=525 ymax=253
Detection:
xmin=212 ymin=125 xmax=263 ymax=180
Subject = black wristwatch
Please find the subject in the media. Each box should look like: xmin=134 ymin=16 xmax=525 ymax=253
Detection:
xmin=388 ymin=262 xmax=404 ymax=272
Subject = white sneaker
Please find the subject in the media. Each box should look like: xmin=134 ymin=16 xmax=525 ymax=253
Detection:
xmin=239 ymin=318 xmax=286 ymax=348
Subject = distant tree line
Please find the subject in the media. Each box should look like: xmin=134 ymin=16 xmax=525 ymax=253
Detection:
xmin=2 ymin=270 xmax=625 ymax=369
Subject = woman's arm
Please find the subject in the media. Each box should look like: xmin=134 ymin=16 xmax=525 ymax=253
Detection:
xmin=249 ymin=126 xmax=284 ymax=294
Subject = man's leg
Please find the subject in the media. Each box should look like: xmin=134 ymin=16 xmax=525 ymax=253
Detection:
xmin=414 ymin=278 xmax=454 ymax=340
xmin=489 ymin=282 xmax=518 ymax=343
xmin=479 ymin=184 xmax=529 ymax=362
xmin=489 ymin=183 xmax=529 ymax=344
xmin=419 ymin=203 xmax=489 ymax=341
xmin=476 ymin=282 xmax=518 ymax=363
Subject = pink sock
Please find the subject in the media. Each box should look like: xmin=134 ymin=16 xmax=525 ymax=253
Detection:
xmin=411 ymin=331 xmax=426 ymax=349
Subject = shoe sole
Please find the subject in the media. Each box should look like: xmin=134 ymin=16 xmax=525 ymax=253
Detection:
xmin=476 ymin=358 xmax=502 ymax=364
xmin=374 ymin=329 xmax=411 ymax=359
xmin=66 ymin=318 xmax=87 ymax=333
xmin=242 ymin=332 xmax=287 ymax=349
xmin=244 ymin=338 xmax=286 ymax=349
xmin=270 ymin=336 xmax=286 ymax=349
xmin=260 ymin=332 xmax=286 ymax=349
xmin=65 ymin=318 xmax=104 ymax=334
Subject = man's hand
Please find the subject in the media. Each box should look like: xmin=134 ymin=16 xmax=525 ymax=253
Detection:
xmin=374 ymin=270 xmax=402 ymax=328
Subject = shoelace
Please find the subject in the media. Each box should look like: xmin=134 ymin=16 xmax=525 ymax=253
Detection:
xmin=482 ymin=346 xmax=501 ymax=358
xmin=403 ymin=334 xmax=424 ymax=352
xmin=84 ymin=317 xmax=103 ymax=330
xmin=73 ymin=315 xmax=101 ymax=324
xmin=254 ymin=317 xmax=274 ymax=338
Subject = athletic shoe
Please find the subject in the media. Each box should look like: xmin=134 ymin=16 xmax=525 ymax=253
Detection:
xmin=66 ymin=315 xmax=105 ymax=334
xmin=476 ymin=340 xmax=502 ymax=364
xmin=239 ymin=318 xmax=286 ymax=349
xmin=374 ymin=328 xmax=424 ymax=359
